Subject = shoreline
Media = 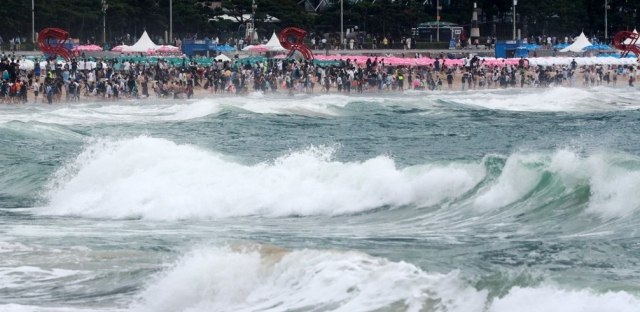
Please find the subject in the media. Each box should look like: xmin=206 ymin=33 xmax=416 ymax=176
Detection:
xmin=2 ymin=81 xmax=635 ymax=106
xmin=2 ymin=53 xmax=636 ymax=106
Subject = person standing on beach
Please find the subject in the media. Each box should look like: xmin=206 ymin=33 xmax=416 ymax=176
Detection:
xmin=397 ymin=69 xmax=404 ymax=91
xmin=461 ymin=72 xmax=466 ymax=91
xmin=34 ymin=62 xmax=41 ymax=79
xmin=105 ymin=81 xmax=113 ymax=100
xmin=45 ymin=83 xmax=53 ymax=104
xmin=142 ymin=78 xmax=149 ymax=98
xmin=33 ymin=80 xmax=39 ymax=103
xmin=20 ymin=80 xmax=27 ymax=103
xmin=70 ymin=80 xmax=80 ymax=102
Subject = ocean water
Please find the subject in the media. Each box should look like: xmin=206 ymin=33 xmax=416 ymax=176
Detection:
xmin=2 ymin=87 xmax=640 ymax=312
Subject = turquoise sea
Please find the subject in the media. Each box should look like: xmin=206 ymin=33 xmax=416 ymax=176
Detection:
xmin=2 ymin=87 xmax=640 ymax=312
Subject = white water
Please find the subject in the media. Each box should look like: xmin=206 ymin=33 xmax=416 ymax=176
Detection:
xmin=41 ymin=136 xmax=484 ymax=219
xmin=38 ymin=136 xmax=640 ymax=221
xmin=0 ymin=266 xmax=84 ymax=289
xmin=132 ymin=245 xmax=487 ymax=312
xmin=488 ymin=286 xmax=640 ymax=312
xmin=1 ymin=87 xmax=640 ymax=126
xmin=452 ymin=87 xmax=640 ymax=111
xmin=127 ymin=245 xmax=640 ymax=312
xmin=2 ymin=244 xmax=640 ymax=312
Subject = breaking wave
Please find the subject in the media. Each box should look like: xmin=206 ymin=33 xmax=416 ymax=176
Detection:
xmin=37 ymin=137 xmax=640 ymax=227
xmin=130 ymin=244 xmax=640 ymax=312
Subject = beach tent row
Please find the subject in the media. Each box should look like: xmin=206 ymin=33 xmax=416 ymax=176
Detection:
xmin=560 ymin=30 xmax=638 ymax=52
xmin=241 ymin=32 xmax=287 ymax=52
xmin=16 ymin=54 xmax=637 ymax=71
xmin=110 ymin=31 xmax=180 ymax=53
xmin=623 ymin=29 xmax=640 ymax=46
xmin=276 ymin=54 xmax=638 ymax=67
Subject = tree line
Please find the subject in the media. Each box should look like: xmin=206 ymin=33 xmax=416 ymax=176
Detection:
xmin=0 ymin=0 xmax=637 ymax=46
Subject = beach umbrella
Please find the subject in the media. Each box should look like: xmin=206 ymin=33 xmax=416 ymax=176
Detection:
xmin=111 ymin=45 xmax=127 ymax=52
xmin=19 ymin=60 xmax=34 ymax=71
xmin=76 ymin=44 xmax=103 ymax=51
xmin=214 ymin=54 xmax=231 ymax=62
xmin=245 ymin=45 xmax=269 ymax=53
xmin=157 ymin=45 xmax=180 ymax=52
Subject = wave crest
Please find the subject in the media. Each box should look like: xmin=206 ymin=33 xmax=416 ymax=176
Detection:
xmin=39 ymin=137 xmax=640 ymax=222
xmin=132 ymin=245 xmax=486 ymax=312
xmin=41 ymin=137 xmax=483 ymax=219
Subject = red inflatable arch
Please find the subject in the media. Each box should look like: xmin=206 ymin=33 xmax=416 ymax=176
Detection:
xmin=38 ymin=28 xmax=73 ymax=61
xmin=613 ymin=31 xmax=640 ymax=59
xmin=279 ymin=27 xmax=314 ymax=60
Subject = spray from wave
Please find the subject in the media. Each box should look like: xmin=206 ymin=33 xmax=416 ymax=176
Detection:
xmin=131 ymin=245 xmax=487 ymax=312
xmin=2 ymin=88 xmax=639 ymax=128
xmin=446 ymin=87 xmax=640 ymax=112
xmin=40 ymin=136 xmax=483 ymax=219
xmin=130 ymin=244 xmax=640 ymax=312
xmin=38 ymin=137 xmax=640 ymax=223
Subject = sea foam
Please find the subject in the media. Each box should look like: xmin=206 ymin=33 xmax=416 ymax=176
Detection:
xmin=40 ymin=137 xmax=640 ymax=221
xmin=488 ymin=285 xmax=640 ymax=312
xmin=41 ymin=136 xmax=484 ymax=220
xmin=131 ymin=244 xmax=640 ymax=312
xmin=132 ymin=245 xmax=487 ymax=312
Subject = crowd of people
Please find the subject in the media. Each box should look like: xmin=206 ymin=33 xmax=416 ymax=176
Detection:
xmin=446 ymin=56 xmax=638 ymax=90
xmin=1 ymin=50 xmax=638 ymax=104
xmin=0 ymin=53 xmax=201 ymax=104
xmin=201 ymin=54 xmax=638 ymax=94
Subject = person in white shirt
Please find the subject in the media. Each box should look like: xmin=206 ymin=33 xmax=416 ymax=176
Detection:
xmin=105 ymin=82 xmax=113 ymax=99
xmin=33 ymin=81 xmax=40 ymax=103
xmin=70 ymin=80 xmax=80 ymax=102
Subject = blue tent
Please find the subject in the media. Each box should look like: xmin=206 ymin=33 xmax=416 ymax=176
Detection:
xmin=596 ymin=53 xmax=637 ymax=58
xmin=523 ymin=44 xmax=542 ymax=50
xmin=551 ymin=43 xmax=569 ymax=49
xmin=583 ymin=44 xmax=612 ymax=51
xmin=215 ymin=45 xmax=235 ymax=51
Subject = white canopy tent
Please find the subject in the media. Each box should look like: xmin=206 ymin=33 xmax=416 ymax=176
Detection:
xmin=122 ymin=31 xmax=158 ymax=52
xmin=623 ymin=29 xmax=640 ymax=46
xmin=560 ymin=32 xmax=592 ymax=52
xmin=264 ymin=32 xmax=286 ymax=52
